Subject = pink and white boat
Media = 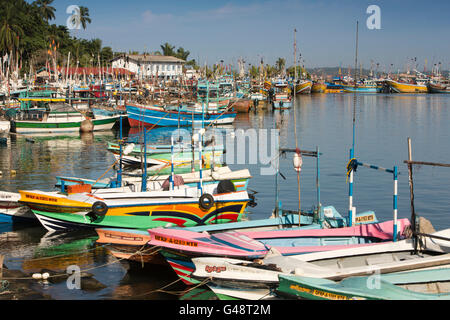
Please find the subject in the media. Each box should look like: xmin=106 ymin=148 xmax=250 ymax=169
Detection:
xmin=147 ymin=218 xmax=411 ymax=285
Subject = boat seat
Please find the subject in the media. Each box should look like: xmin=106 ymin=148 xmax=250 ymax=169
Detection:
xmin=365 ymin=254 xmax=397 ymax=266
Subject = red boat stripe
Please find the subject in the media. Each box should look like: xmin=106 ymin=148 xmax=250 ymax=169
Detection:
xmin=167 ymin=260 xmax=193 ymax=273
xmin=153 ymin=217 xmax=186 ymax=227
xmin=210 ymin=213 xmax=239 ymax=222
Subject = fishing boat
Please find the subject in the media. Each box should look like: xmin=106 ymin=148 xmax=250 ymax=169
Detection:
xmin=272 ymin=81 xmax=292 ymax=109
xmin=385 ymin=79 xmax=429 ymax=93
xmin=190 ymin=224 xmax=450 ymax=300
xmin=10 ymin=102 xmax=119 ymax=134
xmin=277 ymin=267 xmax=450 ymax=300
xmin=107 ymin=141 xmax=224 ymax=169
xmin=126 ymin=103 xmax=236 ymax=127
xmin=95 ymin=205 xmax=348 ymax=272
xmin=428 ymin=80 xmax=450 ymax=93
xmin=0 ymin=191 xmax=35 ymax=223
xmin=294 ymin=80 xmax=312 ymax=94
xmin=324 ymin=82 xmax=344 ymax=93
xmin=148 ymin=216 xmax=409 ymax=285
xmin=18 ymin=182 xmax=250 ymax=232
xmin=311 ymin=81 xmax=327 ymax=93
xmin=342 ymin=80 xmax=381 ymax=93
xmin=230 ymin=99 xmax=252 ymax=113
xmin=55 ymin=166 xmax=252 ymax=193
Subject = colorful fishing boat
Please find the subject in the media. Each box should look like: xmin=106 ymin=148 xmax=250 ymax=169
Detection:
xmin=294 ymin=80 xmax=312 ymax=94
xmin=55 ymin=166 xmax=252 ymax=192
xmin=385 ymin=79 xmax=429 ymax=93
xmin=150 ymin=217 xmax=409 ymax=286
xmin=324 ymin=82 xmax=344 ymax=93
xmin=18 ymin=182 xmax=250 ymax=232
xmin=106 ymin=141 xmax=224 ymax=168
xmin=191 ymin=224 xmax=450 ymax=300
xmin=277 ymin=267 xmax=450 ymax=300
xmin=0 ymin=191 xmax=34 ymax=223
xmin=342 ymin=80 xmax=381 ymax=93
xmin=126 ymin=103 xmax=236 ymax=127
xmin=311 ymin=82 xmax=327 ymax=93
xmin=272 ymin=81 xmax=292 ymax=109
xmin=94 ymin=206 xmax=327 ymax=268
xmin=10 ymin=103 xmax=119 ymax=134
xmin=428 ymin=81 xmax=450 ymax=93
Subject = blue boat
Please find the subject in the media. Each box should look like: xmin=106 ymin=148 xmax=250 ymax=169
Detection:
xmin=126 ymin=103 xmax=236 ymax=127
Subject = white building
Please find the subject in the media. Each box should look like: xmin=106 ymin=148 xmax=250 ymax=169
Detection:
xmin=111 ymin=54 xmax=185 ymax=80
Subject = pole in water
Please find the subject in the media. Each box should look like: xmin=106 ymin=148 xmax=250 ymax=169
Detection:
xmin=348 ymin=150 xmax=354 ymax=227
xmin=407 ymin=137 xmax=417 ymax=252
xmin=170 ymin=136 xmax=175 ymax=191
xmin=118 ymin=115 xmax=123 ymax=187
xmin=141 ymin=130 xmax=148 ymax=192
xmin=393 ymin=166 xmax=398 ymax=242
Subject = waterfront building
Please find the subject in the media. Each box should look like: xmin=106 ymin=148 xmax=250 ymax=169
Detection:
xmin=111 ymin=54 xmax=185 ymax=80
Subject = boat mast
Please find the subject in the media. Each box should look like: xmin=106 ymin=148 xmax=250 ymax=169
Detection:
xmin=348 ymin=21 xmax=359 ymax=227
xmin=293 ymin=28 xmax=302 ymax=225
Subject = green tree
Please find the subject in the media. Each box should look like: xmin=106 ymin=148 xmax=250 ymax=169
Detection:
xmin=34 ymin=0 xmax=55 ymax=23
xmin=79 ymin=6 xmax=92 ymax=30
xmin=275 ymin=57 xmax=285 ymax=73
xmin=100 ymin=46 xmax=113 ymax=64
xmin=0 ymin=2 xmax=24 ymax=54
xmin=176 ymin=47 xmax=190 ymax=61
xmin=249 ymin=65 xmax=259 ymax=79
xmin=160 ymin=42 xmax=175 ymax=56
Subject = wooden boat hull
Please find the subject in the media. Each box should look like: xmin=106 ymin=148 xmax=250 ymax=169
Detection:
xmin=277 ymin=268 xmax=450 ymax=300
xmin=190 ymin=228 xmax=450 ymax=299
xmin=295 ymin=81 xmax=312 ymax=94
xmin=13 ymin=117 xmax=118 ymax=134
xmin=126 ymin=104 xmax=236 ymax=127
xmin=0 ymin=191 xmax=35 ymax=222
xmin=311 ymin=83 xmax=327 ymax=93
xmin=231 ymin=99 xmax=252 ymax=113
xmin=19 ymin=188 xmax=250 ymax=232
xmin=428 ymin=83 xmax=450 ymax=93
xmin=386 ymin=80 xmax=428 ymax=93
xmin=342 ymin=85 xmax=380 ymax=93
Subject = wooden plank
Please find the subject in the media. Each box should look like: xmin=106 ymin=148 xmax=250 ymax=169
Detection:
xmin=0 ymin=254 xmax=4 ymax=279
xmin=403 ymin=160 xmax=450 ymax=168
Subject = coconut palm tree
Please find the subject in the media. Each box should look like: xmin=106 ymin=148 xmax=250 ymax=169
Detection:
xmin=275 ymin=57 xmax=286 ymax=73
xmin=34 ymin=0 xmax=55 ymax=22
xmin=0 ymin=3 xmax=24 ymax=54
xmin=176 ymin=47 xmax=190 ymax=61
xmin=79 ymin=6 xmax=92 ymax=30
xmin=160 ymin=43 xmax=175 ymax=56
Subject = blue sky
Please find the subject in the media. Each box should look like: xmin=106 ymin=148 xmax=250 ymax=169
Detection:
xmin=48 ymin=0 xmax=449 ymax=71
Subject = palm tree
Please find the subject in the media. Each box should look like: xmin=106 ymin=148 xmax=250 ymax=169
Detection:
xmin=0 ymin=3 xmax=24 ymax=54
xmin=275 ymin=58 xmax=286 ymax=73
xmin=176 ymin=47 xmax=190 ymax=61
xmin=79 ymin=6 xmax=92 ymax=30
xmin=160 ymin=43 xmax=175 ymax=56
xmin=34 ymin=0 xmax=55 ymax=22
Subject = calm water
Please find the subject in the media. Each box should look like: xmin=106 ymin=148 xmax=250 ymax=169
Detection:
xmin=1 ymin=93 xmax=449 ymax=300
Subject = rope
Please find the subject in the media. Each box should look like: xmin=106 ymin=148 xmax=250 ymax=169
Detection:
xmin=161 ymin=277 xmax=212 ymax=296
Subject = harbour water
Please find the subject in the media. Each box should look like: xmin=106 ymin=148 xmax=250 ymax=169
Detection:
xmin=1 ymin=93 xmax=449 ymax=300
